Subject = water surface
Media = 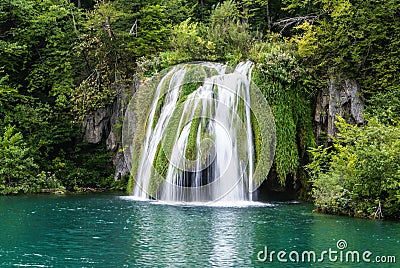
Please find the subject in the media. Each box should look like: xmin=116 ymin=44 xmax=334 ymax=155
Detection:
xmin=0 ymin=194 xmax=398 ymax=267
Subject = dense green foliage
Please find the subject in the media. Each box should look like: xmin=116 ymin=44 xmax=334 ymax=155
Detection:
xmin=251 ymin=41 xmax=315 ymax=185
xmin=289 ymin=0 xmax=400 ymax=218
xmin=307 ymin=118 xmax=400 ymax=219
xmin=289 ymin=0 xmax=400 ymax=94
xmin=0 ymin=0 xmax=118 ymax=193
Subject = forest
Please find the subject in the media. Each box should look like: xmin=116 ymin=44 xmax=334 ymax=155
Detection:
xmin=0 ymin=0 xmax=399 ymax=219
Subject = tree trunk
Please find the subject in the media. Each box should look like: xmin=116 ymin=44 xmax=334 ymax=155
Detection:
xmin=199 ymin=0 xmax=205 ymax=20
xmin=266 ymin=1 xmax=271 ymax=31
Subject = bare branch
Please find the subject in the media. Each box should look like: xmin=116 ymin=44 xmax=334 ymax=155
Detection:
xmin=273 ymin=12 xmax=326 ymax=33
xmin=129 ymin=19 xmax=138 ymax=36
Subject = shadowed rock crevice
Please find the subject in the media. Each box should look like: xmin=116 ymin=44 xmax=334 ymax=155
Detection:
xmin=315 ymin=74 xmax=365 ymax=144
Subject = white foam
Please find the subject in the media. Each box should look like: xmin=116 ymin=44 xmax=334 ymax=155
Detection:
xmin=119 ymin=196 xmax=274 ymax=208
xmin=119 ymin=196 xmax=150 ymax=202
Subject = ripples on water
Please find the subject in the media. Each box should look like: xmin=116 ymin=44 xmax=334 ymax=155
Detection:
xmin=0 ymin=194 xmax=399 ymax=267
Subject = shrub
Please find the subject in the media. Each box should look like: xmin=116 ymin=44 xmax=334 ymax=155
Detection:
xmin=307 ymin=117 xmax=400 ymax=219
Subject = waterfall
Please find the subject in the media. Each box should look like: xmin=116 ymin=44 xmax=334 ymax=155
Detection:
xmin=123 ymin=61 xmax=275 ymax=203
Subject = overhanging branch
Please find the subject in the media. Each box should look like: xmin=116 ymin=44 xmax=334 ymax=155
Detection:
xmin=273 ymin=12 xmax=326 ymax=33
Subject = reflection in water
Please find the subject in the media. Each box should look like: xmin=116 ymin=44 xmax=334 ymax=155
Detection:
xmin=209 ymin=209 xmax=242 ymax=267
xmin=0 ymin=195 xmax=399 ymax=267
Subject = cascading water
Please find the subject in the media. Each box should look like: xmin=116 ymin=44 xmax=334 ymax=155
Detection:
xmin=123 ymin=61 xmax=275 ymax=203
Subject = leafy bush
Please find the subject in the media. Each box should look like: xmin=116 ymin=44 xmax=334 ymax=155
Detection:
xmin=52 ymin=143 xmax=115 ymax=191
xmin=0 ymin=126 xmax=51 ymax=194
xmin=154 ymin=0 xmax=257 ymax=70
xmin=307 ymin=117 xmax=400 ymax=219
xmin=365 ymin=90 xmax=400 ymax=126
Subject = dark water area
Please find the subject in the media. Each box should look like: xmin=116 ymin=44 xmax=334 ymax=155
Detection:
xmin=0 ymin=194 xmax=398 ymax=267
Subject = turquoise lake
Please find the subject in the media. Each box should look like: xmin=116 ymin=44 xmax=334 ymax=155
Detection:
xmin=0 ymin=194 xmax=399 ymax=267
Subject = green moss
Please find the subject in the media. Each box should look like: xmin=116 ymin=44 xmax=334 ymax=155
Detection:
xmin=235 ymin=104 xmax=249 ymax=163
xmin=185 ymin=117 xmax=200 ymax=161
xmin=126 ymin=174 xmax=134 ymax=194
xmin=148 ymin=142 xmax=169 ymax=197
xmin=273 ymin=102 xmax=299 ymax=184
xmin=204 ymin=68 xmax=219 ymax=77
xmin=213 ymin=84 xmax=219 ymax=97
xmin=237 ymin=97 xmax=245 ymax=122
xmin=152 ymin=93 xmax=166 ymax=129
xmin=151 ymin=73 xmax=174 ymax=130
xmin=198 ymin=132 xmax=214 ymax=165
xmin=185 ymin=105 xmax=203 ymax=161
xmin=250 ymin=111 xmax=261 ymax=166
xmin=160 ymin=104 xmax=183 ymax=161
xmin=251 ymin=44 xmax=314 ymax=186
xmin=176 ymin=65 xmax=206 ymax=103
xmin=249 ymin=86 xmax=276 ymax=187
xmin=178 ymin=82 xmax=203 ymax=104
xmin=127 ymin=71 xmax=170 ymax=194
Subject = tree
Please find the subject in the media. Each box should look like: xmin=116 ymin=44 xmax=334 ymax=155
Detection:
xmin=285 ymin=0 xmax=400 ymax=97
xmin=71 ymin=1 xmax=172 ymax=119
xmin=0 ymin=1 xmax=115 ymax=194
xmin=0 ymin=126 xmax=39 ymax=194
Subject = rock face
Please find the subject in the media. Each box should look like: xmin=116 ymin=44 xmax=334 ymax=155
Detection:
xmin=261 ymin=74 xmax=365 ymax=199
xmin=83 ymin=83 xmax=136 ymax=181
xmin=314 ymin=75 xmax=365 ymax=144
xmin=83 ymin=108 xmax=112 ymax=144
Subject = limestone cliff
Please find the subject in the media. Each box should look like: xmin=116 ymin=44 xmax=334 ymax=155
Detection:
xmin=314 ymin=75 xmax=365 ymax=144
xmin=82 ymin=83 xmax=136 ymax=181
